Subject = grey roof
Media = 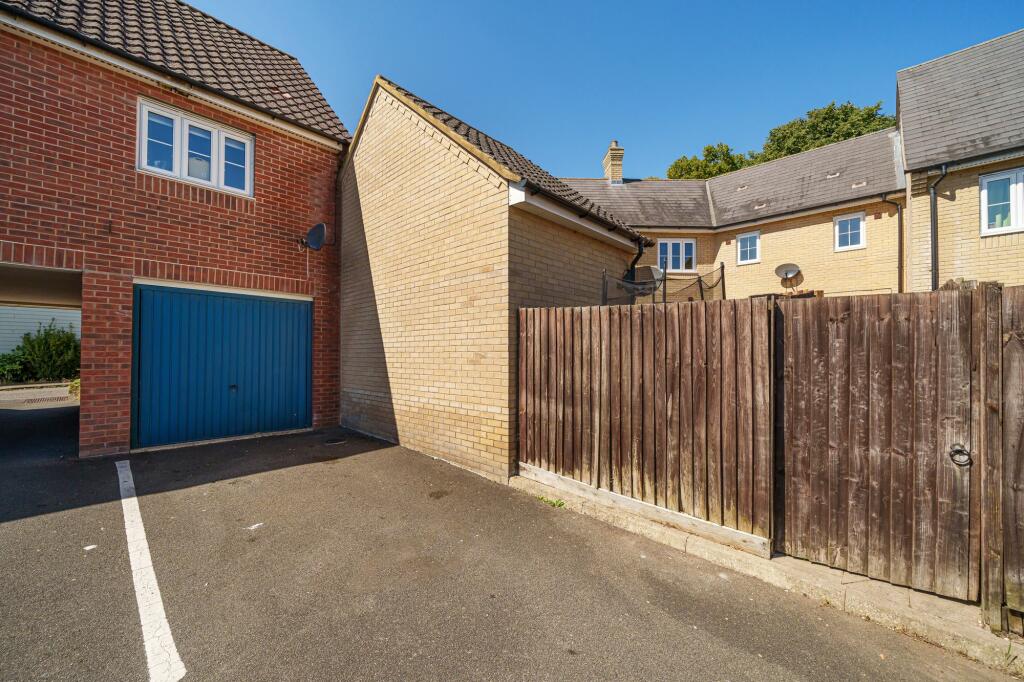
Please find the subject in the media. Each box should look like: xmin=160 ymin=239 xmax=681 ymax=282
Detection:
xmin=379 ymin=77 xmax=649 ymax=244
xmin=564 ymin=129 xmax=903 ymax=229
xmin=0 ymin=0 xmax=348 ymax=141
xmin=897 ymin=29 xmax=1024 ymax=170
xmin=560 ymin=178 xmax=712 ymax=227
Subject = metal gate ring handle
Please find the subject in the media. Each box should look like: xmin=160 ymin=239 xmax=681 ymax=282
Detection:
xmin=949 ymin=444 xmax=972 ymax=467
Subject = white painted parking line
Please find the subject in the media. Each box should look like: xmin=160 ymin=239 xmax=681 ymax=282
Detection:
xmin=115 ymin=460 xmax=186 ymax=682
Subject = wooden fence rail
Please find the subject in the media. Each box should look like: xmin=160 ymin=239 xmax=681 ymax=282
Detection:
xmin=518 ymin=301 xmax=772 ymax=540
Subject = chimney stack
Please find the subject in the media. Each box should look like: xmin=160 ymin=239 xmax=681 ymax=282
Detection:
xmin=602 ymin=140 xmax=624 ymax=184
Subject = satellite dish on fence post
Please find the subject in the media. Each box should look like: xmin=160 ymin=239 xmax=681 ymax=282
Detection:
xmin=299 ymin=223 xmax=326 ymax=251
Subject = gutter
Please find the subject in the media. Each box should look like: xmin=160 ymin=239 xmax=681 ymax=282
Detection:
xmin=520 ymin=179 xmax=653 ymax=247
xmin=928 ymin=164 xmax=948 ymax=291
xmin=880 ymin=193 xmax=904 ymax=293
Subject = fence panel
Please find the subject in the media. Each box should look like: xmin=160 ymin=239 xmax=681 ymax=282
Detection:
xmin=518 ymin=301 xmax=773 ymax=545
xmin=1004 ymin=286 xmax=1024 ymax=612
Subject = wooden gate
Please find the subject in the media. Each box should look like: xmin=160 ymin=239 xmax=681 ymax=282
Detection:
xmin=518 ymin=301 xmax=773 ymax=545
xmin=775 ymin=289 xmax=998 ymax=602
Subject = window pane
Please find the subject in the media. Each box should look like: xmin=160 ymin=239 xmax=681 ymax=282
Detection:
xmin=659 ymin=243 xmax=668 ymax=271
xmin=187 ymin=126 xmax=212 ymax=181
xmin=146 ymin=111 xmax=174 ymax=171
xmin=683 ymin=242 xmax=694 ymax=270
xmin=223 ymin=138 xmax=247 ymax=190
xmin=224 ymin=138 xmax=246 ymax=166
xmin=848 ymin=219 xmax=861 ymax=245
xmin=987 ymin=178 xmax=1012 ymax=228
xmin=671 ymin=242 xmax=681 ymax=270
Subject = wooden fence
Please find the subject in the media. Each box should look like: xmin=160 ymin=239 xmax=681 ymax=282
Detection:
xmin=517 ymin=301 xmax=772 ymax=544
xmin=518 ymin=285 xmax=1024 ymax=630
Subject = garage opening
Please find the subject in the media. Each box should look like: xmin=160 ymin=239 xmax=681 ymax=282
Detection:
xmin=131 ymin=283 xmax=312 ymax=449
xmin=0 ymin=263 xmax=83 ymax=458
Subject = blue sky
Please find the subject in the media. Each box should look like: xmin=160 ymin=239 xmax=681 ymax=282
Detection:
xmin=192 ymin=0 xmax=1009 ymax=179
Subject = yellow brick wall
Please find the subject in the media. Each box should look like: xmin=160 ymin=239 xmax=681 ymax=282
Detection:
xmin=508 ymin=209 xmax=633 ymax=309
xmin=636 ymin=232 xmax=721 ymax=301
xmin=906 ymin=158 xmax=1024 ymax=292
xmin=638 ymin=200 xmax=901 ymax=299
xmin=339 ymin=88 xmax=513 ymax=481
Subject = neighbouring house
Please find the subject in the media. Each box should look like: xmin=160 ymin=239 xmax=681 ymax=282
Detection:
xmin=565 ymin=29 xmax=1024 ymax=299
xmin=339 ymin=77 xmax=648 ymax=479
xmin=0 ymin=0 xmax=347 ymax=455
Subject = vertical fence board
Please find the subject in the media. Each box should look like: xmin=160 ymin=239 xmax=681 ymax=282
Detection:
xmin=826 ymin=297 xmax=850 ymax=569
xmin=667 ymin=303 xmax=681 ymax=511
xmin=890 ymin=294 xmax=914 ymax=586
xmin=867 ymin=295 xmax=893 ymax=581
xmin=679 ymin=303 xmax=695 ymax=516
xmin=1004 ymin=287 xmax=1024 ymax=610
xmin=722 ymin=301 xmax=739 ymax=530
xmin=781 ymin=300 xmax=797 ymax=554
xmin=847 ymin=296 xmax=870 ymax=575
xmin=736 ymin=300 xmax=754 ymax=533
xmin=564 ymin=309 xmax=575 ymax=478
xmin=591 ymin=307 xmax=603 ymax=489
xmin=655 ymin=305 xmax=668 ymax=506
xmin=935 ymin=290 xmax=974 ymax=601
xmin=630 ymin=306 xmax=643 ymax=502
xmin=809 ymin=298 xmax=830 ymax=565
xmin=642 ymin=305 xmax=656 ymax=504
xmin=970 ymin=289 xmax=985 ymax=602
xmin=580 ymin=307 xmax=592 ymax=485
xmin=620 ymin=308 xmax=633 ymax=497
xmin=599 ymin=306 xmax=611 ymax=490
xmin=693 ymin=303 xmax=708 ymax=520
xmin=573 ymin=308 xmax=583 ymax=481
xmin=609 ymin=307 xmax=622 ymax=494
xmin=980 ymin=285 xmax=1003 ymax=628
xmin=912 ymin=293 xmax=938 ymax=593
xmin=554 ymin=308 xmax=564 ymax=477
xmin=707 ymin=301 xmax=724 ymax=525
xmin=752 ymin=300 xmax=772 ymax=540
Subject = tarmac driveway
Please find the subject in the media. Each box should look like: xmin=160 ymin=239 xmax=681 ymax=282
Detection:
xmin=0 ymin=406 xmax=1010 ymax=681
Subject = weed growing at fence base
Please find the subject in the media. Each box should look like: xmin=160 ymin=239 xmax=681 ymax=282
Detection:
xmin=537 ymin=496 xmax=566 ymax=508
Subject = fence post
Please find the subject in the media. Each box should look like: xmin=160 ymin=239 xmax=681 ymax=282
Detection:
xmin=719 ymin=262 xmax=727 ymax=301
xmin=980 ymin=283 xmax=1004 ymax=630
xmin=602 ymin=270 xmax=608 ymax=306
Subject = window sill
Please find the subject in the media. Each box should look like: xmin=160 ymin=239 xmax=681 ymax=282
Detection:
xmin=834 ymin=244 xmax=866 ymax=253
xmin=737 ymin=259 xmax=761 ymax=266
xmin=136 ymin=167 xmax=253 ymax=199
xmin=666 ymin=270 xmax=698 ymax=276
xmin=981 ymin=225 xmax=1024 ymax=238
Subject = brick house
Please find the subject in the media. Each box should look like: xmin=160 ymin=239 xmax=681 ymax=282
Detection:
xmin=1 ymin=0 xmax=347 ymax=455
xmin=339 ymin=77 xmax=649 ymax=479
xmin=565 ymin=29 xmax=1024 ymax=299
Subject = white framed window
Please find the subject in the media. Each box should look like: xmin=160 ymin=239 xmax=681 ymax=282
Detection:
xmin=980 ymin=169 xmax=1024 ymax=236
xmin=137 ymin=99 xmax=254 ymax=196
xmin=658 ymin=238 xmax=696 ymax=273
xmin=736 ymin=230 xmax=760 ymax=265
xmin=833 ymin=212 xmax=866 ymax=252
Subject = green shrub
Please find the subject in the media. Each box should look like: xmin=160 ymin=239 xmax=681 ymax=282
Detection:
xmin=68 ymin=377 xmax=81 ymax=398
xmin=17 ymin=321 xmax=80 ymax=382
xmin=0 ymin=347 xmax=28 ymax=384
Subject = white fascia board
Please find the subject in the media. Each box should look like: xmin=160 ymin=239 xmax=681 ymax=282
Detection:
xmin=133 ymin=277 xmax=313 ymax=301
xmin=0 ymin=11 xmax=343 ymax=152
xmin=508 ymin=183 xmax=636 ymax=251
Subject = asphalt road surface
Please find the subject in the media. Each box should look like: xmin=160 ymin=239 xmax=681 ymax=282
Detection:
xmin=0 ymin=405 xmax=1011 ymax=680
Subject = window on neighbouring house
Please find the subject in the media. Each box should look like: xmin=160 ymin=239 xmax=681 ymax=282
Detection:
xmin=981 ymin=169 xmax=1023 ymax=235
xmin=834 ymin=213 xmax=865 ymax=251
xmin=658 ymin=238 xmax=696 ymax=273
xmin=737 ymin=231 xmax=760 ymax=264
xmin=137 ymin=100 xmax=254 ymax=196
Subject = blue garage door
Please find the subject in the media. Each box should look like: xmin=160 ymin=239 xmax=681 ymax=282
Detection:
xmin=132 ymin=284 xmax=312 ymax=449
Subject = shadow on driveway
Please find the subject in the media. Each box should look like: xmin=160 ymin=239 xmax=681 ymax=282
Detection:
xmin=0 ymin=404 xmax=388 ymax=524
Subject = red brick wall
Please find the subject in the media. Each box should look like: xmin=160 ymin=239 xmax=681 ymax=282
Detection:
xmin=0 ymin=30 xmax=341 ymax=455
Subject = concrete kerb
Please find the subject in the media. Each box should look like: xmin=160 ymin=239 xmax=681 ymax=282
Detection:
xmin=507 ymin=473 xmax=1024 ymax=677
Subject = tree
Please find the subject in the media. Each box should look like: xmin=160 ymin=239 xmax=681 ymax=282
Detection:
xmin=666 ymin=142 xmax=750 ymax=180
xmin=666 ymin=101 xmax=896 ymax=179
xmin=754 ymin=101 xmax=896 ymax=163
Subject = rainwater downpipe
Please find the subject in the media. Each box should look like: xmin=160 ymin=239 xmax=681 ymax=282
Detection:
xmin=928 ymin=164 xmax=948 ymax=291
xmin=626 ymin=240 xmax=645 ymax=280
xmin=880 ymin=193 xmax=904 ymax=293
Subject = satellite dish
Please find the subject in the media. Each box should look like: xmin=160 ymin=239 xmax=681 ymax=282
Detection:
xmin=300 ymin=223 xmax=326 ymax=251
xmin=775 ymin=262 xmax=801 ymax=279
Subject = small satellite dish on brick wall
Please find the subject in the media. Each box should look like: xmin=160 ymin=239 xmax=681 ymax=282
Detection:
xmin=775 ymin=262 xmax=802 ymax=291
xmin=299 ymin=223 xmax=326 ymax=251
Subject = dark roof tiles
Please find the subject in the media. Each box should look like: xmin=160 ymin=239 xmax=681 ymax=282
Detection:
xmin=1 ymin=0 xmax=348 ymax=141
xmin=379 ymin=77 xmax=648 ymax=244
xmin=897 ymin=29 xmax=1024 ymax=170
